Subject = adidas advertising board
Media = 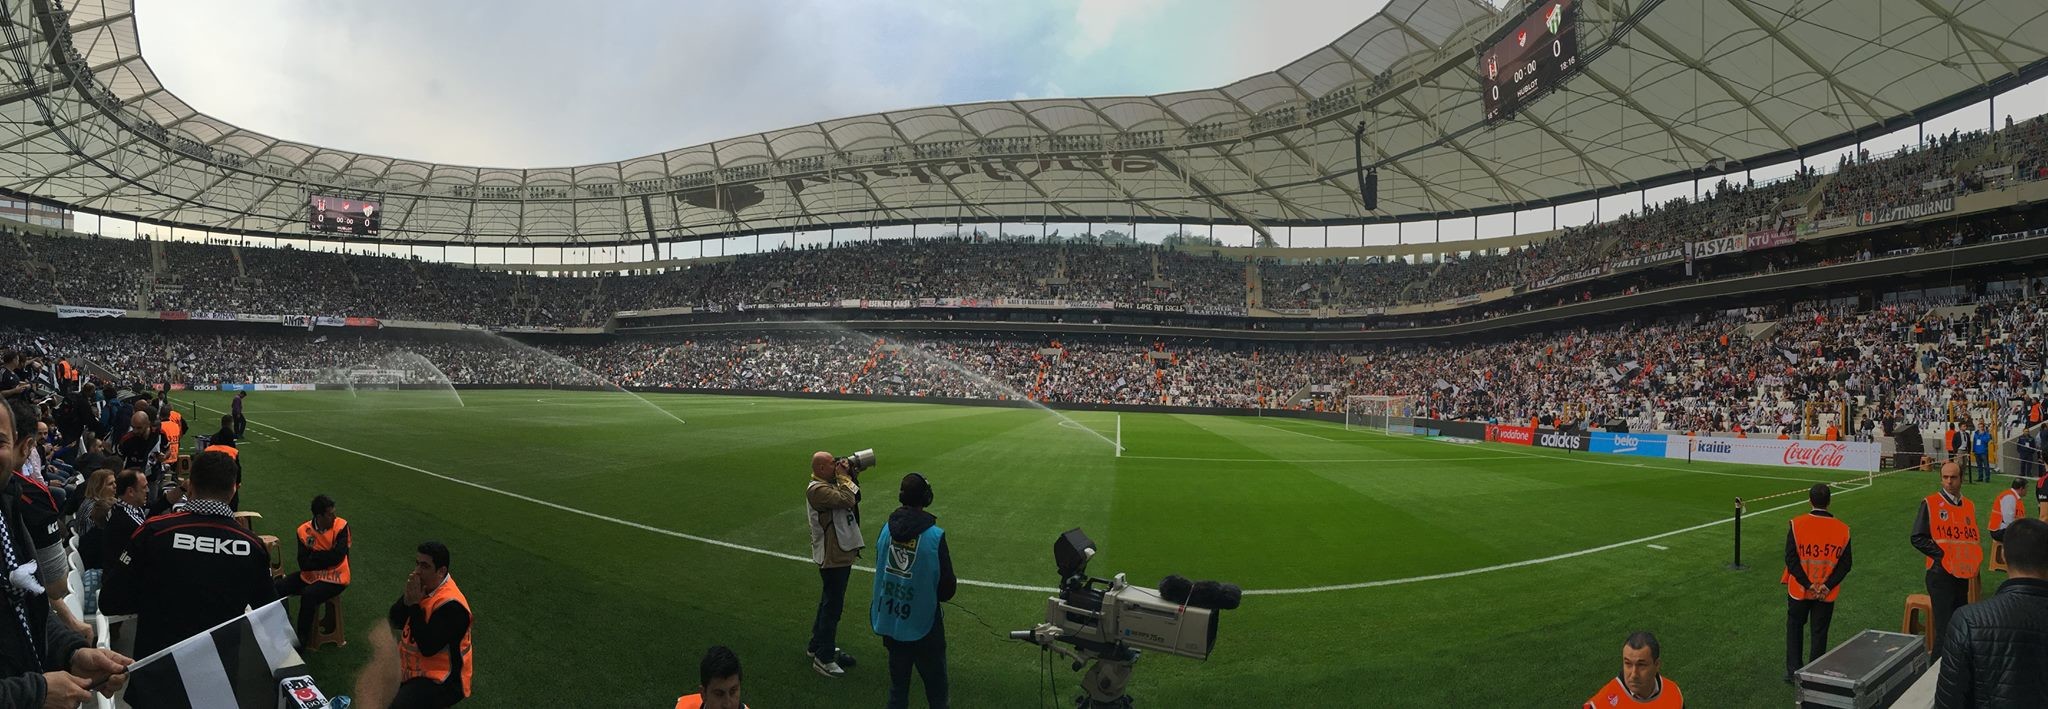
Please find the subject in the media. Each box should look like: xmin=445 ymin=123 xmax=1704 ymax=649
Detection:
xmin=1533 ymin=427 xmax=1589 ymax=452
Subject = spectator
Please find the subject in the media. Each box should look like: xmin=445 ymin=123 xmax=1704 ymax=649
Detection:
xmin=99 ymin=450 xmax=275 ymax=664
xmin=1934 ymin=518 xmax=2048 ymax=708
xmin=0 ymin=389 xmax=131 ymax=707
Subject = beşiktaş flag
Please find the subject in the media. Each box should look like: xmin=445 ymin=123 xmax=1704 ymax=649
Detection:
xmin=124 ymin=599 xmax=325 ymax=709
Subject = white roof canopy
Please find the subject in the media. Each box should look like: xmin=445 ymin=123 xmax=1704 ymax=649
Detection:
xmin=3 ymin=0 xmax=2045 ymax=246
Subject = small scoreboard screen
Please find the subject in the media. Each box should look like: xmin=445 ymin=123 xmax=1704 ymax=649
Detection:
xmin=1479 ymin=0 xmax=1579 ymax=122
xmin=308 ymin=195 xmax=381 ymax=236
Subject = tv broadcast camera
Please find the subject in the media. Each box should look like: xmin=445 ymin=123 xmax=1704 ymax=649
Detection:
xmin=1009 ymin=529 xmax=1240 ymax=708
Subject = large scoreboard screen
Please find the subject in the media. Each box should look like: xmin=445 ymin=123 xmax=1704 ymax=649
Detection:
xmin=1479 ymin=0 xmax=1579 ymax=122
xmin=308 ymin=195 xmax=381 ymax=236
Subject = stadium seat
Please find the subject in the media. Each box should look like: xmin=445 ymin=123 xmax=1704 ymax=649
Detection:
xmin=260 ymin=535 xmax=284 ymax=578
xmin=1901 ymin=594 xmax=1934 ymax=653
xmin=1990 ymin=541 xmax=2007 ymax=574
xmin=310 ymin=598 xmax=345 ymax=650
xmin=232 ymin=510 xmax=263 ymax=531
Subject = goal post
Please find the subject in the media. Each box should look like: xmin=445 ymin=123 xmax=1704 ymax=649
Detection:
xmin=1346 ymin=394 xmax=1421 ymax=435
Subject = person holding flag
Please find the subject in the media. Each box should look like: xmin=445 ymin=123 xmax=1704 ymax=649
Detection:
xmin=0 ymin=397 xmax=131 ymax=707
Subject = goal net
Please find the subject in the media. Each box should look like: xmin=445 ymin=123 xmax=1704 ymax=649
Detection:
xmin=1345 ymin=394 xmax=1422 ymax=435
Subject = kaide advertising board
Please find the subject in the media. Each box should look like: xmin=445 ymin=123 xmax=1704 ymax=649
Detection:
xmin=1665 ymin=437 xmax=1878 ymax=471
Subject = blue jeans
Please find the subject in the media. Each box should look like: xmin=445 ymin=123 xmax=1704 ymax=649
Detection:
xmin=81 ymin=569 xmax=101 ymax=617
xmin=1976 ymin=453 xmax=1992 ymax=482
xmin=808 ymin=565 xmax=851 ymax=659
xmin=884 ymin=618 xmax=948 ymax=709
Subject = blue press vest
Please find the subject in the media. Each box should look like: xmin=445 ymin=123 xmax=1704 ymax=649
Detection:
xmin=1974 ymin=432 xmax=1990 ymax=454
xmin=870 ymin=523 xmax=944 ymax=642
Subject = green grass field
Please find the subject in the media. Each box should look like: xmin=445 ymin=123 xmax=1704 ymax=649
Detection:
xmin=165 ymin=388 xmax=1992 ymax=707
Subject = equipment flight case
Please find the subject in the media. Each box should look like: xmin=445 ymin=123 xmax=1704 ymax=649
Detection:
xmin=1794 ymin=630 xmax=1929 ymax=708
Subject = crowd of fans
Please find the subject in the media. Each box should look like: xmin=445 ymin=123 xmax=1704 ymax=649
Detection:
xmin=3 ymin=116 xmax=2045 ymax=329
xmin=6 ymin=279 xmax=2041 ymax=442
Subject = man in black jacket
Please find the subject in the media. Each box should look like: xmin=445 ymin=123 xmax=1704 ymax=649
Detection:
xmin=1936 ymin=517 xmax=2048 ymax=707
xmin=0 ymin=391 xmax=130 ymax=707
xmin=99 ymin=450 xmax=275 ymax=664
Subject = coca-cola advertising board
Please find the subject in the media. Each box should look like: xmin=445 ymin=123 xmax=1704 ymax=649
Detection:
xmin=1664 ymin=437 xmax=1879 ymax=472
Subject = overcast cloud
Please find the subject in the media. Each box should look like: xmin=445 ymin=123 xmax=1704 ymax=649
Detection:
xmin=137 ymin=0 xmax=1378 ymax=168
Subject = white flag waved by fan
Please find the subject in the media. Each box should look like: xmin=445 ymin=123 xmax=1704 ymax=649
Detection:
xmin=123 ymin=599 xmax=329 ymax=709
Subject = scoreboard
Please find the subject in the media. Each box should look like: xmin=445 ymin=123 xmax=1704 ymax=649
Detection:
xmin=1479 ymin=0 xmax=1579 ymax=122
xmin=308 ymin=195 xmax=381 ymax=236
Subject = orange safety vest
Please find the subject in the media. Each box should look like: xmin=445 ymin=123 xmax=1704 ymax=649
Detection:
xmin=1783 ymin=513 xmax=1849 ymax=601
xmin=1990 ymin=488 xmax=2026 ymax=533
xmin=296 ymin=518 xmax=350 ymax=586
xmin=1946 ymin=429 xmax=1959 ymax=452
xmin=203 ymin=444 xmax=238 ymax=460
xmin=400 ymin=576 xmax=473 ymax=696
xmin=1583 ymin=676 xmax=1683 ymax=708
xmin=676 ymin=695 xmax=747 ymax=709
xmin=1825 ymin=425 xmax=1840 ymax=442
xmin=1923 ymin=493 xmax=1983 ymax=579
xmin=2031 ymin=402 xmax=2042 ymax=424
xmin=161 ymin=419 xmax=183 ymax=459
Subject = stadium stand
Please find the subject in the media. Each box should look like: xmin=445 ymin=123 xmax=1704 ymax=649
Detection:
xmin=5 ymin=115 xmax=2046 ymax=331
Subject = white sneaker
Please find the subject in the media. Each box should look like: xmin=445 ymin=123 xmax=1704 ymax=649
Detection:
xmin=807 ymin=650 xmax=845 ymax=678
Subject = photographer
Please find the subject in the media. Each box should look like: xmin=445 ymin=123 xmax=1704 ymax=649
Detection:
xmin=871 ymin=473 xmax=955 ymax=709
xmin=805 ymin=450 xmax=863 ymax=678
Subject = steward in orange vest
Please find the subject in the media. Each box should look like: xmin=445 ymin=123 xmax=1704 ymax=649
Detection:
xmin=274 ymin=494 xmax=350 ymax=647
xmin=1824 ymin=424 xmax=1840 ymax=442
xmin=394 ymin=541 xmax=472 ymax=707
xmin=674 ymin=645 xmax=747 ymax=709
xmin=1782 ymin=484 xmax=1851 ymax=679
xmin=160 ymin=411 xmax=184 ymax=461
xmin=1989 ymin=478 xmax=2027 ymax=543
xmin=1911 ymin=463 xmax=1981 ymax=659
xmin=1584 ymin=632 xmax=1682 ymax=708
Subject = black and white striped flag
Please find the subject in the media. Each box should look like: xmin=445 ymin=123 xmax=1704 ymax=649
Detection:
xmin=124 ymin=599 xmax=326 ymax=709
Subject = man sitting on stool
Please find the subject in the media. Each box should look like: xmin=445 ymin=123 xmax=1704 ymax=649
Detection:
xmin=276 ymin=494 xmax=350 ymax=648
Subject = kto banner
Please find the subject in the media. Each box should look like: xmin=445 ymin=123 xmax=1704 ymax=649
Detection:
xmin=1589 ymin=431 xmax=1669 ymax=457
xmin=1665 ymin=436 xmax=1879 ymax=472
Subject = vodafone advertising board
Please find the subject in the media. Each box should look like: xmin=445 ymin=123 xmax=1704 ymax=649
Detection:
xmin=1665 ymin=437 xmax=1879 ymax=472
xmin=1486 ymin=424 xmax=1535 ymax=446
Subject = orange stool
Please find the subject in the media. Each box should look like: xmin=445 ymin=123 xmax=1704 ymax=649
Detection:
xmin=309 ymin=599 xmax=345 ymax=650
xmin=260 ymin=535 xmax=284 ymax=579
xmin=1902 ymin=594 xmax=1934 ymax=653
xmin=1990 ymin=542 xmax=2008 ymax=574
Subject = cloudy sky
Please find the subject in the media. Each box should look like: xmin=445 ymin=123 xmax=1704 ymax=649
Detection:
xmin=137 ymin=0 xmax=1381 ymax=168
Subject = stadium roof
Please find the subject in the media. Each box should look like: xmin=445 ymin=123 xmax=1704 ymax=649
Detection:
xmin=3 ymin=0 xmax=2047 ymax=246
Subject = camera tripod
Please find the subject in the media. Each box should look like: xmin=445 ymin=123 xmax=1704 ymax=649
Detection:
xmin=1070 ymin=651 xmax=1137 ymax=708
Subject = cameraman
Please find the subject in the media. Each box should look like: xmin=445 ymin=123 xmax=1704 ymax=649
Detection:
xmin=871 ymin=473 xmax=955 ymax=709
xmin=805 ymin=451 xmax=863 ymax=678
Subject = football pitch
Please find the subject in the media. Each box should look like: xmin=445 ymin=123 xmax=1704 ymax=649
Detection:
xmin=172 ymin=389 xmax=1957 ymax=707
